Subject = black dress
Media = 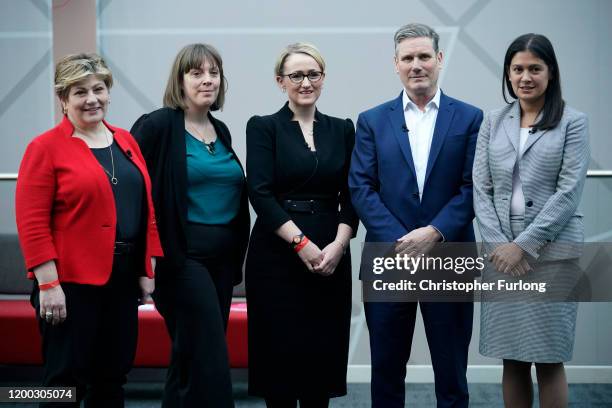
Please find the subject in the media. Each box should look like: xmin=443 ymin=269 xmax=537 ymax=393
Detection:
xmin=245 ymin=103 xmax=358 ymax=399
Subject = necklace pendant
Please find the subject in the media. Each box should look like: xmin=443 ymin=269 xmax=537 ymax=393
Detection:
xmin=204 ymin=141 xmax=216 ymax=155
xmin=111 ymin=177 xmax=118 ymax=185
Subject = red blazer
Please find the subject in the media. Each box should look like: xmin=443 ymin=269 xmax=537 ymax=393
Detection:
xmin=15 ymin=116 xmax=163 ymax=285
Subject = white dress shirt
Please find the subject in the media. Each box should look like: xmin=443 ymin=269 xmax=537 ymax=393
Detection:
xmin=510 ymin=127 xmax=531 ymax=216
xmin=402 ymin=87 xmax=441 ymax=200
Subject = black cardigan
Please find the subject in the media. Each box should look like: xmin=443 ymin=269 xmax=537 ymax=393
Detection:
xmin=131 ymin=107 xmax=250 ymax=284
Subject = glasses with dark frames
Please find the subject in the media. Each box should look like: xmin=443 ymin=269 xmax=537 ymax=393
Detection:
xmin=282 ymin=71 xmax=324 ymax=84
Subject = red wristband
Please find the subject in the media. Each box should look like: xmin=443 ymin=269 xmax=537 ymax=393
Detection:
xmin=39 ymin=279 xmax=60 ymax=291
xmin=294 ymin=236 xmax=310 ymax=253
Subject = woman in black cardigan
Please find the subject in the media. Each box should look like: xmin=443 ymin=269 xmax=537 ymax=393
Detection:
xmin=131 ymin=43 xmax=249 ymax=408
xmin=246 ymin=42 xmax=358 ymax=408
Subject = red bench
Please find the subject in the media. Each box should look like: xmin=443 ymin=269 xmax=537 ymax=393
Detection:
xmin=0 ymin=299 xmax=248 ymax=368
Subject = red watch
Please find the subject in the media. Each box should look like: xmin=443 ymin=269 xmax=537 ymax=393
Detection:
xmin=291 ymin=233 xmax=309 ymax=253
xmin=291 ymin=233 xmax=305 ymax=249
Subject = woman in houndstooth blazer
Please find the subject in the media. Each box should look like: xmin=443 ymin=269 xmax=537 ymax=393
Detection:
xmin=473 ymin=34 xmax=589 ymax=407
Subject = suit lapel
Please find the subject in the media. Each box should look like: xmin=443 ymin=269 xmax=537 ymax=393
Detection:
xmin=522 ymin=127 xmax=548 ymax=154
xmin=502 ymin=101 xmax=548 ymax=155
xmin=502 ymin=102 xmax=521 ymax=152
xmin=424 ymin=92 xmax=454 ymax=185
xmin=113 ymin=131 xmax=138 ymax=167
xmin=387 ymin=92 xmax=417 ymax=178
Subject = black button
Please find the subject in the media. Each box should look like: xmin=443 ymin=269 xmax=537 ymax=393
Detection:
xmin=526 ymin=200 xmax=533 ymax=207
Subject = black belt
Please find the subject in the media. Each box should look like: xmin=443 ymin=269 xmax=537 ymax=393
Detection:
xmin=114 ymin=241 xmax=139 ymax=255
xmin=281 ymin=199 xmax=338 ymax=214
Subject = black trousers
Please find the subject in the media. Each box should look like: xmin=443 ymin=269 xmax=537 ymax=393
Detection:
xmin=32 ymin=252 xmax=141 ymax=408
xmin=154 ymin=223 xmax=237 ymax=408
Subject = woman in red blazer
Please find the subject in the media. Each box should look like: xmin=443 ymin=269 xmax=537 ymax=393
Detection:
xmin=15 ymin=53 xmax=163 ymax=407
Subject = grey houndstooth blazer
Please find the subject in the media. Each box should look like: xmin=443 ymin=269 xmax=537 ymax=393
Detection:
xmin=473 ymin=101 xmax=590 ymax=260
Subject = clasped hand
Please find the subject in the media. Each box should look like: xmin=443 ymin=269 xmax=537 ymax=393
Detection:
xmin=298 ymin=240 xmax=344 ymax=276
xmin=395 ymin=226 xmax=441 ymax=259
xmin=489 ymin=242 xmax=531 ymax=276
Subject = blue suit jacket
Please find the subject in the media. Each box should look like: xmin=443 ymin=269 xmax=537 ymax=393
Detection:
xmin=349 ymin=91 xmax=483 ymax=245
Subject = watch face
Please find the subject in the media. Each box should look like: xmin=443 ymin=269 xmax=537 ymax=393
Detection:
xmin=292 ymin=236 xmax=302 ymax=244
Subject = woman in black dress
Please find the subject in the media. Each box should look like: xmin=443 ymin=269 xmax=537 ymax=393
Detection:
xmin=245 ymin=42 xmax=358 ymax=408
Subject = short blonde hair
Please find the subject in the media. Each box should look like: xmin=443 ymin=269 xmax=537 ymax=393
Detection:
xmin=274 ymin=42 xmax=326 ymax=76
xmin=163 ymin=43 xmax=227 ymax=111
xmin=54 ymin=53 xmax=113 ymax=101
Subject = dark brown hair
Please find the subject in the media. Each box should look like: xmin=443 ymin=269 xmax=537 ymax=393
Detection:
xmin=163 ymin=43 xmax=227 ymax=111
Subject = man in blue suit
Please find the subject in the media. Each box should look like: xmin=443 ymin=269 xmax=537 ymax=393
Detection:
xmin=349 ymin=23 xmax=483 ymax=407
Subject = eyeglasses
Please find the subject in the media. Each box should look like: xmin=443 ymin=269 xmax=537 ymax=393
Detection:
xmin=282 ymin=71 xmax=324 ymax=84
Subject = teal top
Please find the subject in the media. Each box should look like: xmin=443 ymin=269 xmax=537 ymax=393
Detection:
xmin=185 ymin=131 xmax=244 ymax=224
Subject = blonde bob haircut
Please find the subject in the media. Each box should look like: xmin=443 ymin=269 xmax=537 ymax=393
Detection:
xmin=163 ymin=43 xmax=227 ymax=111
xmin=274 ymin=42 xmax=326 ymax=76
xmin=54 ymin=53 xmax=113 ymax=101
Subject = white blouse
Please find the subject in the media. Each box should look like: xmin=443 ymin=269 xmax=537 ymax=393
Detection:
xmin=510 ymin=128 xmax=531 ymax=216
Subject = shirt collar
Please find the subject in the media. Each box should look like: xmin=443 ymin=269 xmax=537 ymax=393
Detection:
xmin=402 ymin=87 xmax=441 ymax=112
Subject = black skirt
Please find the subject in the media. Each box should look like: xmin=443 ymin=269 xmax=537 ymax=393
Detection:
xmin=245 ymin=208 xmax=352 ymax=399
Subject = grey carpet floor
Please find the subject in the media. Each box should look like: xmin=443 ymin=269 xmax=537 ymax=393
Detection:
xmin=131 ymin=382 xmax=612 ymax=407
xmin=1 ymin=367 xmax=611 ymax=408
xmin=2 ymin=382 xmax=611 ymax=407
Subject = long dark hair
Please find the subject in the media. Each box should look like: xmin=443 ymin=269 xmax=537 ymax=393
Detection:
xmin=502 ymin=33 xmax=564 ymax=130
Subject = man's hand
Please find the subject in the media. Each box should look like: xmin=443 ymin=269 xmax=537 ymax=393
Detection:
xmin=396 ymin=226 xmax=442 ymax=257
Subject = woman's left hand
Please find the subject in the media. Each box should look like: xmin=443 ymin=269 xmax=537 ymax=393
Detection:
xmin=313 ymin=241 xmax=345 ymax=276
xmin=490 ymin=242 xmax=530 ymax=275
xmin=138 ymin=276 xmax=155 ymax=305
